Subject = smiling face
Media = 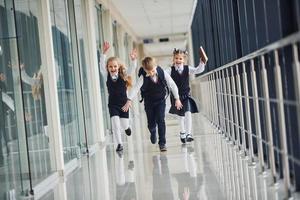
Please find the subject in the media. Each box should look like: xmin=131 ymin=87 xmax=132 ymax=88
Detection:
xmin=106 ymin=58 xmax=119 ymax=77
xmin=173 ymin=53 xmax=185 ymax=66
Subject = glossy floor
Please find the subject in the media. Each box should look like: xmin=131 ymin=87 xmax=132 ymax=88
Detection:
xmin=38 ymin=114 xmax=224 ymax=200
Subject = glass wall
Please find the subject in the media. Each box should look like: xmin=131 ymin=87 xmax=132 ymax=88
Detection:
xmin=94 ymin=3 xmax=111 ymax=136
xmin=15 ymin=0 xmax=56 ymax=186
xmin=0 ymin=0 xmax=31 ymax=198
xmin=50 ymin=0 xmax=82 ymax=163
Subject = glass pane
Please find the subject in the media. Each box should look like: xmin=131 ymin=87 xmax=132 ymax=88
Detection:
xmin=0 ymin=0 xmax=31 ymax=197
xmin=14 ymin=0 xmax=56 ymax=186
xmin=94 ymin=4 xmax=111 ymax=136
xmin=73 ymin=0 xmax=95 ymax=146
xmin=50 ymin=0 xmax=81 ymax=163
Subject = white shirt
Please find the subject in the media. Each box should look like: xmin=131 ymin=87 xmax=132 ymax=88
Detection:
xmin=99 ymin=54 xmax=137 ymax=80
xmin=164 ymin=62 xmax=206 ymax=75
xmin=127 ymin=67 xmax=179 ymax=100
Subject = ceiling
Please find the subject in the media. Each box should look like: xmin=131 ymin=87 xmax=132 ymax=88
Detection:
xmin=110 ymin=0 xmax=197 ymax=56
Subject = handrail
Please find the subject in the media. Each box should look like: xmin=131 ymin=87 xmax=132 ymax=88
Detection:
xmin=197 ymin=31 xmax=300 ymax=78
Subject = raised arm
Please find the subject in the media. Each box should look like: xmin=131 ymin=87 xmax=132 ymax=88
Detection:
xmin=99 ymin=41 xmax=110 ymax=78
xmin=18 ymin=64 xmax=41 ymax=86
xmin=127 ymin=48 xmax=138 ymax=76
xmin=189 ymin=61 xmax=205 ymax=75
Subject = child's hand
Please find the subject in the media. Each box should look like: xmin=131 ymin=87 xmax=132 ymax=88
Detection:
xmin=103 ymin=41 xmax=110 ymax=54
xmin=175 ymin=99 xmax=183 ymax=110
xmin=129 ymin=48 xmax=137 ymax=60
xmin=122 ymin=100 xmax=132 ymax=112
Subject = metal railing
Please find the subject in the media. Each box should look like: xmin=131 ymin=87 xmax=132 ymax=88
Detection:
xmin=192 ymin=32 xmax=300 ymax=199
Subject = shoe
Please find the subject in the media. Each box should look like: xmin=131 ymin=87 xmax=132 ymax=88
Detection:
xmin=180 ymin=132 xmax=186 ymax=143
xmin=116 ymin=144 xmax=123 ymax=152
xmin=125 ymin=128 xmax=131 ymax=136
xmin=128 ymin=161 xmax=134 ymax=170
xmin=159 ymin=145 xmax=167 ymax=152
xmin=116 ymin=150 xmax=123 ymax=158
xmin=186 ymin=134 xmax=194 ymax=142
xmin=150 ymin=133 xmax=157 ymax=144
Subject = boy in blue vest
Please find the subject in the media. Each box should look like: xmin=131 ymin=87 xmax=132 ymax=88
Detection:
xmin=165 ymin=48 xmax=206 ymax=143
xmin=122 ymin=57 xmax=182 ymax=152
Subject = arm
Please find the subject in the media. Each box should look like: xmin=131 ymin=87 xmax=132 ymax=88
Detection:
xmin=127 ymin=76 xmax=143 ymax=100
xmin=164 ymin=71 xmax=179 ymax=99
xmin=164 ymin=71 xmax=183 ymax=110
xmin=127 ymin=48 xmax=138 ymax=76
xmin=21 ymin=69 xmax=37 ymax=86
xmin=164 ymin=67 xmax=171 ymax=75
xmin=2 ymin=92 xmax=15 ymax=112
xmin=188 ymin=61 xmax=205 ymax=75
xmin=99 ymin=41 xmax=110 ymax=78
xmin=122 ymin=76 xmax=143 ymax=112
xmin=99 ymin=53 xmax=107 ymax=77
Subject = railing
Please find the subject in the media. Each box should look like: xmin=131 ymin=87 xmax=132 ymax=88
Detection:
xmin=192 ymin=32 xmax=300 ymax=199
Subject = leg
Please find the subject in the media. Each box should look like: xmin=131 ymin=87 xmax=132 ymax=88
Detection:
xmin=120 ymin=118 xmax=131 ymax=136
xmin=178 ymin=116 xmax=186 ymax=143
xmin=145 ymin=106 xmax=157 ymax=144
xmin=184 ymin=111 xmax=194 ymax=142
xmin=155 ymin=102 xmax=166 ymax=148
xmin=111 ymin=116 xmax=123 ymax=151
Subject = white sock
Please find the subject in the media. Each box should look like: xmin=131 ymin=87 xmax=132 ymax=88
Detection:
xmin=178 ymin=116 xmax=185 ymax=133
xmin=120 ymin=118 xmax=130 ymax=131
xmin=184 ymin=111 xmax=192 ymax=136
xmin=111 ymin=116 xmax=122 ymax=145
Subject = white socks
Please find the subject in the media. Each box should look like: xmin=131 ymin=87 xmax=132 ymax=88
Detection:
xmin=178 ymin=111 xmax=192 ymax=135
xmin=111 ymin=116 xmax=130 ymax=145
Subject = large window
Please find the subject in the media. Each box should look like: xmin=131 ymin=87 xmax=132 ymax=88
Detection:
xmin=94 ymin=3 xmax=111 ymax=136
xmin=50 ymin=0 xmax=82 ymax=163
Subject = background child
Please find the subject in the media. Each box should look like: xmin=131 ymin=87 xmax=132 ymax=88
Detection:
xmin=165 ymin=48 xmax=206 ymax=143
xmin=123 ymin=57 xmax=182 ymax=152
xmin=99 ymin=42 xmax=137 ymax=152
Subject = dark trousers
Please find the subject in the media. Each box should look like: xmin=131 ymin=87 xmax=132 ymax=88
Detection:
xmin=145 ymin=100 xmax=166 ymax=146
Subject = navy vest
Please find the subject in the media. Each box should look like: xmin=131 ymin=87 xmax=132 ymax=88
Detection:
xmin=171 ymin=65 xmax=190 ymax=97
xmin=106 ymin=75 xmax=128 ymax=107
xmin=138 ymin=66 xmax=167 ymax=105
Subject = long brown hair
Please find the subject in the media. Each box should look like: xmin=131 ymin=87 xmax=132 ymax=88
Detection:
xmin=106 ymin=57 xmax=132 ymax=88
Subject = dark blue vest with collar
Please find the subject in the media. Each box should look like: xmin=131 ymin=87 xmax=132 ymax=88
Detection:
xmin=171 ymin=65 xmax=190 ymax=97
xmin=106 ymin=75 xmax=127 ymax=107
xmin=138 ymin=66 xmax=167 ymax=106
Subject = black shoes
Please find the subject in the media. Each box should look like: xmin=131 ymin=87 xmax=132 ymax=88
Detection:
xmin=180 ymin=132 xmax=186 ymax=143
xmin=150 ymin=133 xmax=157 ymax=144
xmin=186 ymin=134 xmax=194 ymax=142
xmin=180 ymin=133 xmax=194 ymax=143
xmin=116 ymin=144 xmax=123 ymax=152
xmin=125 ymin=128 xmax=131 ymax=136
xmin=159 ymin=145 xmax=167 ymax=152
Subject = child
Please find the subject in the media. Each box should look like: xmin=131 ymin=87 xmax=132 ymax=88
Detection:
xmin=165 ymin=48 xmax=206 ymax=143
xmin=123 ymin=57 xmax=182 ymax=152
xmin=99 ymin=42 xmax=137 ymax=152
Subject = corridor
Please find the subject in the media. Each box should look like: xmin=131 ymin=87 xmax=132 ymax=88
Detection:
xmin=1 ymin=0 xmax=300 ymax=199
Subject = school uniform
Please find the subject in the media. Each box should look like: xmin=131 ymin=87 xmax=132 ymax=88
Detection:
xmin=99 ymin=54 xmax=137 ymax=151
xmin=106 ymin=74 xmax=129 ymax=119
xmin=169 ymin=65 xmax=198 ymax=116
xmin=128 ymin=66 xmax=180 ymax=150
xmin=165 ymin=62 xmax=205 ymax=143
